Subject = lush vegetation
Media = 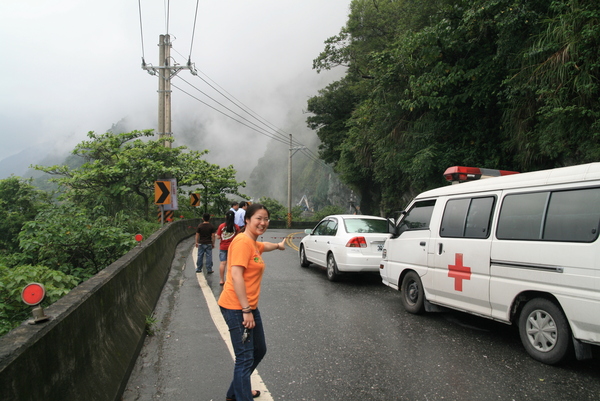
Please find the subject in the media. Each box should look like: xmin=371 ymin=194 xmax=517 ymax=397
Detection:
xmin=0 ymin=130 xmax=246 ymax=336
xmin=307 ymin=0 xmax=600 ymax=214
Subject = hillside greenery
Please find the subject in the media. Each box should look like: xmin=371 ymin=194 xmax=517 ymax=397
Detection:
xmin=0 ymin=130 xmax=247 ymax=336
xmin=307 ymin=0 xmax=600 ymax=214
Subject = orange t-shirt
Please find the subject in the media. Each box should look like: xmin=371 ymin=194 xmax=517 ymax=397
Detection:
xmin=218 ymin=233 xmax=266 ymax=310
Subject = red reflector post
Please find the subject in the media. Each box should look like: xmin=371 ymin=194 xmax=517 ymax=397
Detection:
xmin=346 ymin=237 xmax=367 ymax=248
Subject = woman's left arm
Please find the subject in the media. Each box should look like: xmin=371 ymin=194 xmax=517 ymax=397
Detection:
xmin=263 ymin=240 xmax=285 ymax=252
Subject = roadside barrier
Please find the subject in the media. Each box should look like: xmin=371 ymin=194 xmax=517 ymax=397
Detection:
xmin=0 ymin=219 xmax=201 ymax=401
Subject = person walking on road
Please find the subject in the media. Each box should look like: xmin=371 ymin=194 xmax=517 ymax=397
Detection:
xmin=218 ymin=203 xmax=285 ymax=401
xmin=195 ymin=213 xmax=216 ymax=274
xmin=216 ymin=210 xmax=240 ymax=285
xmin=234 ymin=201 xmax=248 ymax=231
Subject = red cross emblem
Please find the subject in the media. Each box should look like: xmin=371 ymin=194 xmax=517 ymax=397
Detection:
xmin=448 ymin=253 xmax=471 ymax=291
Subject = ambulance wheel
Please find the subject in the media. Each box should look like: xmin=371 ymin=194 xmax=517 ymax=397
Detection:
xmin=326 ymin=253 xmax=341 ymax=282
xmin=518 ymin=298 xmax=573 ymax=365
xmin=400 ymin=271 xmax=425 ymax=314
xmin=299 ymin=245 xmax=310 ymax=267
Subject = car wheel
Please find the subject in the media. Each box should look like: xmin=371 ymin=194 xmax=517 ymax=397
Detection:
xmin=299 ymin=245 xmax=310 ymax=267
xmin=400 ymin=271 xmax=425 ymax=314
xmin=326 ymin=253 xmax=341 ymax=282
xmin=518 ymin=298 xmax=573 ymax=365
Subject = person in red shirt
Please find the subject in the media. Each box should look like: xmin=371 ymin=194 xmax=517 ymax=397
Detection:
xmin=218 ymin=203 xmax=285 ymax=401
xmin=216 ymin=210 xmax=240 ymax=285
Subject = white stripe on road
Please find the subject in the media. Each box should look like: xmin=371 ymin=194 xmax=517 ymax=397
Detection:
xmin=193 ymin=248 xmax=272 ymax=400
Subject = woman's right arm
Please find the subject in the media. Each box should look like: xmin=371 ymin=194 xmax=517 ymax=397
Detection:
xmin=230 ymin=264 xmax=255 ymax=329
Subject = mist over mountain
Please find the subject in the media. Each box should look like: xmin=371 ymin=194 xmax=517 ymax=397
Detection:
xmin=0 ymin=68 xmax=352 ymax=212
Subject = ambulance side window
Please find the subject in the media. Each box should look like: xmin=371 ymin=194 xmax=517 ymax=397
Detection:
xmin=544 ymin=187 xmax=600 ymax=242
xmin=465 ymin=197 xmax=495 ymax=238
xmin=440 ymin=196 xmax=495 ymax=239
xmin=497 ymin=187 xmax=600 ymax=242
xmin=397 ymin=200 xmax=436 ymax=235
xmin=497 ymin=192 xmax=548 ymax=240
xmin=440 ymin=199 xmax=469 ymax=237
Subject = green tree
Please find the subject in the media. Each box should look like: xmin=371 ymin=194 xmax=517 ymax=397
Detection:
xmin=503 ymin=0 xmax=600 ymax=169
xmin=308 ymin=0 xmax=446 ymax=214
xmin=178 ymin=153 xmax=246 ymax=216
xmin=18 ymin=203 xmax=137 ymax=280
xmin=257 ymin=197 xmax=287 ymax=221
xmin=34 ymin=130 xmax=246 ymax=219
xmin=0 ymin=177 xmax=50 ymax=254
xmin=308 ymin=0 xmax=600 ymax=214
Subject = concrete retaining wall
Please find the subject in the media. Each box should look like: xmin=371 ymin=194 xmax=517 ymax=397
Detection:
xmin=0 ymin=219 xmax=201 ymax=401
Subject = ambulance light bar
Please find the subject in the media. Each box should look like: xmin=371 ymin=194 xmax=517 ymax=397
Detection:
xmin=444 ymin=166 xmax=519 ymax=183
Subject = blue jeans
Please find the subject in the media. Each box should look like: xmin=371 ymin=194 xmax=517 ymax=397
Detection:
xmin=220 ymin=307 xmax=267 ymax=401
xmin=196 ymin=244 xmax=213 ymax=271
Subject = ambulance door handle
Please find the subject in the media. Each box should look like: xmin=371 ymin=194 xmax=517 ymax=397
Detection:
xmin=420 ymin=241 xmax=426 ymax=246
xmin=438 ymin=243 xmax=443 ymax=254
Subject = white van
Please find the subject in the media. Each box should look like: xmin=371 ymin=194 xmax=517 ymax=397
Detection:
xmin=380 ymin=163 xmax=600 ymax=364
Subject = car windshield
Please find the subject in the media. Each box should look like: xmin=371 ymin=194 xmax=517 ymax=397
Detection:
xmin=343 ymin=218 xmax=389 ymax=234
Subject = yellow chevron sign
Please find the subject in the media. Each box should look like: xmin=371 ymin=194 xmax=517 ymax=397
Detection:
xmin=154 ymin=181 xmax=171 ymax=205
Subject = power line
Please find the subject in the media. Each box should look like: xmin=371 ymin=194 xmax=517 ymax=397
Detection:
xmin=186 ymin=70 xmax=305 ymax=147
xmin=137 ymin=0 xmax=146 ymax=62
xmin=173 ymin=71 xmax=331 ymax=168
xmin=189 ymin=0 xmax=200 ymax=59
xmin=175 ymin=76 xmax=289 ymax=145
xmin=166 ymin=48 xmax=305 ymax=148
xmin=171 ymin=81 xmax=290 ymax=146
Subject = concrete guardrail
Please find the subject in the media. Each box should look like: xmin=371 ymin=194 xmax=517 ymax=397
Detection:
xmin=0 ymin=219 xmax=201 ymax=401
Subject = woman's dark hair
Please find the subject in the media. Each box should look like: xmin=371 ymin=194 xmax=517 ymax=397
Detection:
xmin=225 ymin=210 xmax=235 ymax=232
xmin=245 ymin=203 xmax=269 ymax=224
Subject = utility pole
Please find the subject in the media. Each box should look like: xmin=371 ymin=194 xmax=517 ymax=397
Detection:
xmin=142 ymin=34 xmax=196 ymax=225
xmin=142 ymin=34 xmax=197 ymax=147
xmin=287 ymin=134 xmax=306 ymax=228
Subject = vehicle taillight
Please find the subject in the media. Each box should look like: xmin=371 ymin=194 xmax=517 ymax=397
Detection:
xmin=346 ymin=237 xmax=367 ymax=248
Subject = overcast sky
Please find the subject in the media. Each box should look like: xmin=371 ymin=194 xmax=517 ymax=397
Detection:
xmin=0 ymin=1 xmax=350 ymax=175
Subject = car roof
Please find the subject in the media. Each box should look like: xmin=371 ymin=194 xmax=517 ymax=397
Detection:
xmin=323 ymin=214 xmax=386 ymax=220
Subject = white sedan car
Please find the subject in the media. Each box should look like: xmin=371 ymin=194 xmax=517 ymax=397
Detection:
xmin=299 ymin=214 xmax=393 ymax=281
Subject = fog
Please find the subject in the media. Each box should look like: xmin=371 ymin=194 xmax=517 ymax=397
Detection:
xmin=0 ymin=1 xmax=350 ymax=183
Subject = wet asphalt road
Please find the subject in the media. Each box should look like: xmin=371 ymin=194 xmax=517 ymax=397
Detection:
xmin=124 ymin=228 xmax=600 ymax=401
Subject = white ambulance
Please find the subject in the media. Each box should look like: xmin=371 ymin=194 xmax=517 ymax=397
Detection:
xmin=380 ymin=163 xmax=600 ymax=364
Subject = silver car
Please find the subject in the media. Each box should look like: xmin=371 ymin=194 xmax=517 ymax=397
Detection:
xmin=299 ymin=214 xmax=393 ymax=281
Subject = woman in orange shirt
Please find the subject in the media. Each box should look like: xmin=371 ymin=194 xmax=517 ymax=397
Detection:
xmin=218 ymin=203 xmax=285 ymax=401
